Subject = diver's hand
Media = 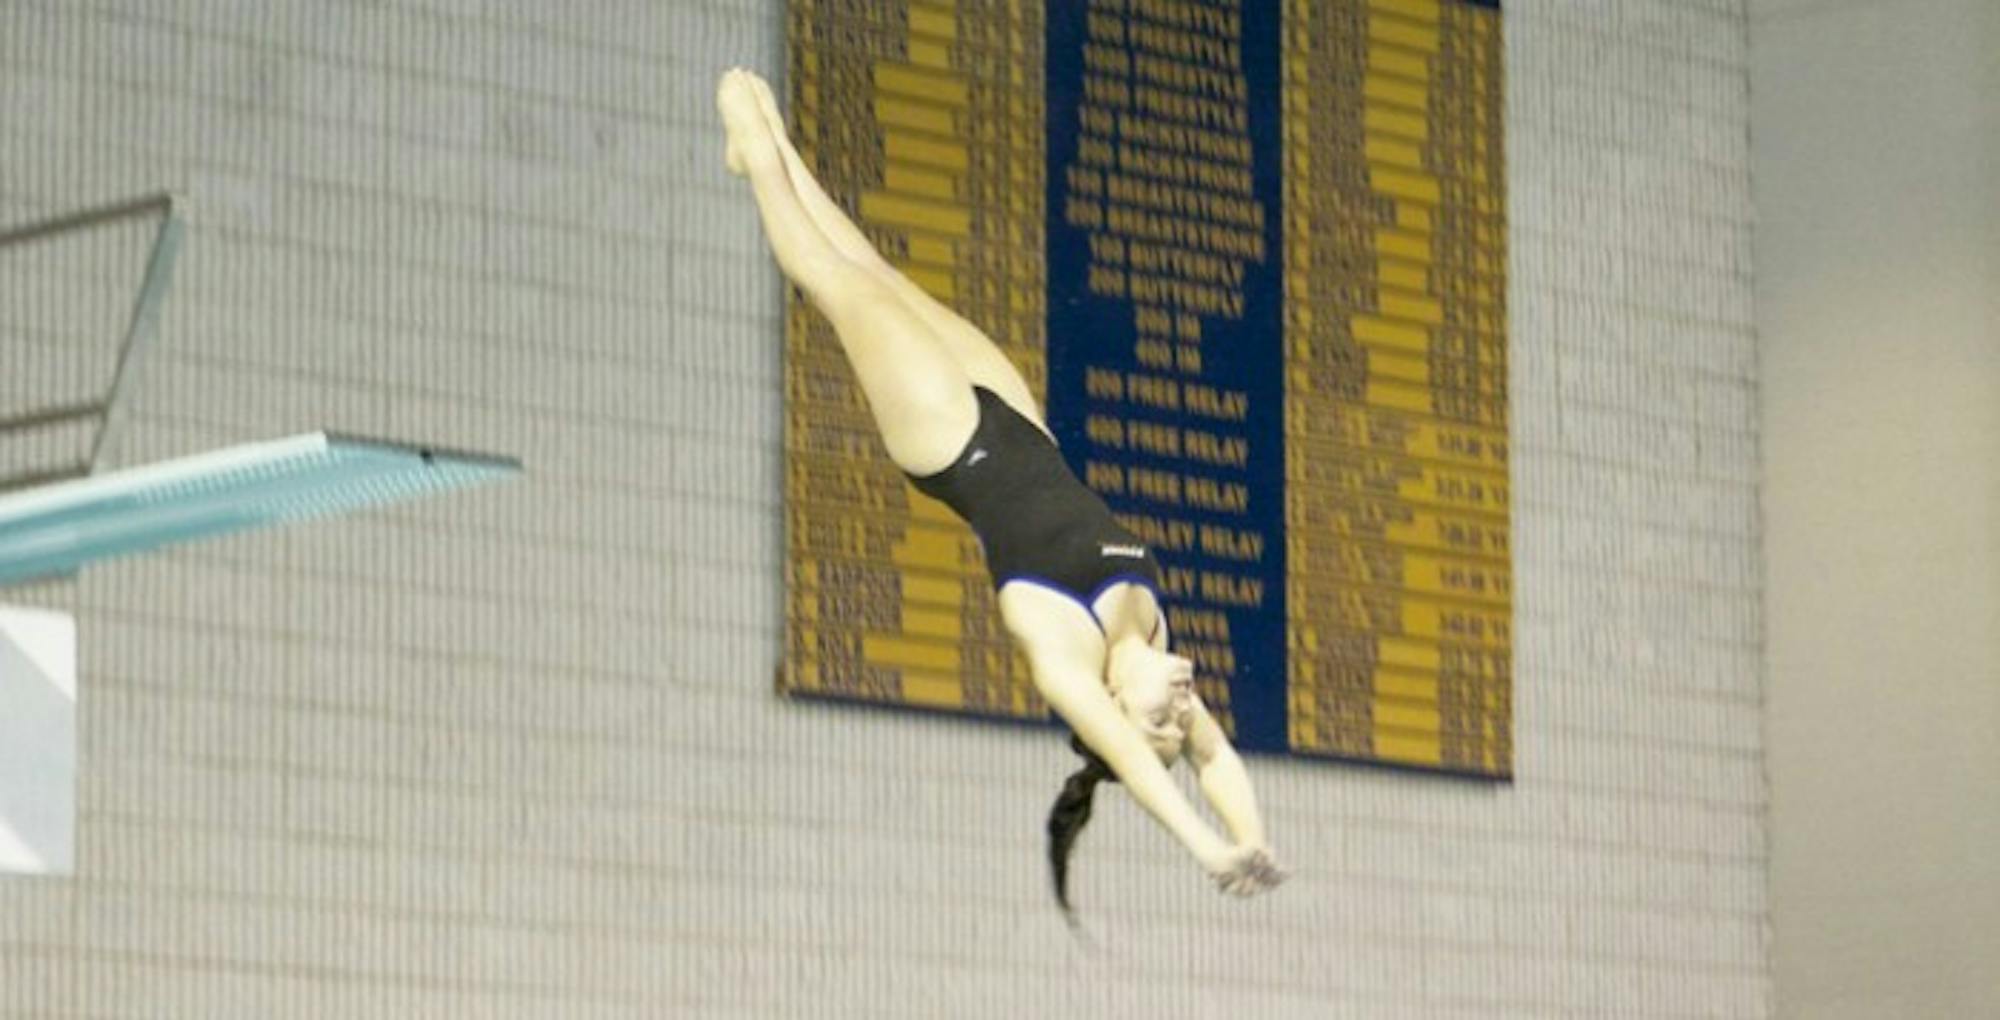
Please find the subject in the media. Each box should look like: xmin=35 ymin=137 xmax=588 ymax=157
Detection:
xmin=1243 ymin=846 xmax=1289 ymax=892
xmin=1204 ymin=843 xmax=1287 ymax=897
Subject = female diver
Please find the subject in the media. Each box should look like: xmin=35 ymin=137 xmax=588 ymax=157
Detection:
xmin=717 ymin=68 xmax=1286 ymax=910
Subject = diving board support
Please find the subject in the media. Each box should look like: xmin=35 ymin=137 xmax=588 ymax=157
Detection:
xmin=90 ymin=195 xmax=183 ymax=469
xmin=0 ymin=192 xmax=184 ymax=495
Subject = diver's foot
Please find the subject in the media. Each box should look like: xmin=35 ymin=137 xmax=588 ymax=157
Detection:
xmin=716 ymin=68 xmax=771 ymax=176
xmin=744 ymin=69 xmax=788 ymax=142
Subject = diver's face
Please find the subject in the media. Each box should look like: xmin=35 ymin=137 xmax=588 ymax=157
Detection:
xmin=1110 ymin=645 xmax=1195 ymax=763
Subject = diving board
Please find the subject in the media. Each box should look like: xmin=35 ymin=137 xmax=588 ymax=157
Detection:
xmin=2 ymin=193 xmax=524 ymax=588
xmin=0 ymin=433 xmax=521 ymax=587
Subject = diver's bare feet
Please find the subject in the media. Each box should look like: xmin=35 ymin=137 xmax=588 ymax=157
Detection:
xmin=743 ymin=70 xmax=788 ymax=140
xmin=740 ymin=70 xmax=899 ymax=276
xmin=716 ymin=68 xmax=771 ymax=176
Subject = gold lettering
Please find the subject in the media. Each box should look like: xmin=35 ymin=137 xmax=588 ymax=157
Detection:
xmin=1126 ymin=420 xmax=1181 ymax=457
xmin=1127 ymin=466 xmax=1182 ymax=503
xmin=1183 ymin=428 xmax=1248 ymax=467
xmin=1085 ymin=460 xmax=1125 ymax=493
xmin=1086 ymin=367 xmax=1126 ymax=400
xmin=1199 ymin=571 xmax=1263 ymax=607
xmin=1198 ymin=524 xmax=1265 ymax=561
xmin=1183 ymin=383 xmax=1248 ymax=420
xmin=1165 ymin=607 xmax=1232 ymax=642
xmin=1184 ymin=476 xmax=1248 ymax=513
xmin=1126 ymin=372 xmax=1182 ymax=410
xmin=1085 ymin=415 xmax=1125 ymax=448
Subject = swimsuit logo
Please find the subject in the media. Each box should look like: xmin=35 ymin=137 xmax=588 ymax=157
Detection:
xmin=1100 ymin=543 xmax=1146 ymax=559
xmin=966 ymin=448 xmax=989 ymax=466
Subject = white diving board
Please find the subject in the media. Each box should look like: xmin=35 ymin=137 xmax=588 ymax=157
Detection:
xmin=0 ymin=432 xmax=521 ymax=587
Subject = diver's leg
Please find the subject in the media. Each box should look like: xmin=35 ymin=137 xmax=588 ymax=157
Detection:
xmin=721 ymin=69 xmax=976 ymax=474
xmin=744 ymin=72 xmax=1046 ymax=430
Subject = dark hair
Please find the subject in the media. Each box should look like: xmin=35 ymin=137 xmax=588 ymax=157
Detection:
xmin=1047 ymin=735 xmax=1117 ymax=921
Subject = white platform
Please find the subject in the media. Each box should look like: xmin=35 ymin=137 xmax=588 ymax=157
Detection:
xmin=0 ymin=604 xmax=74 ymax=875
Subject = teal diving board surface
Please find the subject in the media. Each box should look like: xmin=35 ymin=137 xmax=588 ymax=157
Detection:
xmin=0 ymin=433 xmax=521 ymax=586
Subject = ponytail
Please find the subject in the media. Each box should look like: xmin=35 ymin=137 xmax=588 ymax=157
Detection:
xmin=1047 ymin=735 xmax=1117 ymax=921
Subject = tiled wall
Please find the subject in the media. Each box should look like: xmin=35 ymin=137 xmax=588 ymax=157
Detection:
xmin=0 ymin=1 xmax=1765 ymax=1016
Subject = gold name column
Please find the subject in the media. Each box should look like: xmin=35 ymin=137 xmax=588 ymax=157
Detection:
xmin=1281 ymin=0 xmax=1510 ymax=776
xmin=785 ymin=1 xmax=1050 ymax=718
xmin=1430 ymin=0 xmax=1509 ymax=775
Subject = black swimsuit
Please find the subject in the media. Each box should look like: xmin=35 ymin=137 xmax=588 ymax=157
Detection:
xmin=908 ymin=387 xmax=1162 ymax=618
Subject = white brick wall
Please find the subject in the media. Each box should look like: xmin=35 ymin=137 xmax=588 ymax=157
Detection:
xmin=0 ymin=1 xmax=1766 ymax=1016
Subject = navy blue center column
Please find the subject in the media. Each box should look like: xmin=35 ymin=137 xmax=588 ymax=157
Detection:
xmin=1045 ymin=0 xmax=1288 ymax=751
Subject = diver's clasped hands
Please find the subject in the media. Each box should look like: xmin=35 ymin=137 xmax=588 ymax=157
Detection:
xmin=1205 ymin=843 xmax=1289 ymax=898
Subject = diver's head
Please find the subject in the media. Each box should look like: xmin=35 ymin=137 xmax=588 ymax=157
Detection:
xmin=1106 ymin=637 xmax=1195 ymax=764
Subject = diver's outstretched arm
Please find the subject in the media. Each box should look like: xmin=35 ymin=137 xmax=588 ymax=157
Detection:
xmin=1185 ymin=702 xmax=1282 ymax=882
xmin=1001 ymin=583 xmax=1269 ymax=892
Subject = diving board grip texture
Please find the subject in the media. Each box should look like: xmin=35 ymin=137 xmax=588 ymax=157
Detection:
xmin=0 ymin=433 xmax=522 ymax=587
